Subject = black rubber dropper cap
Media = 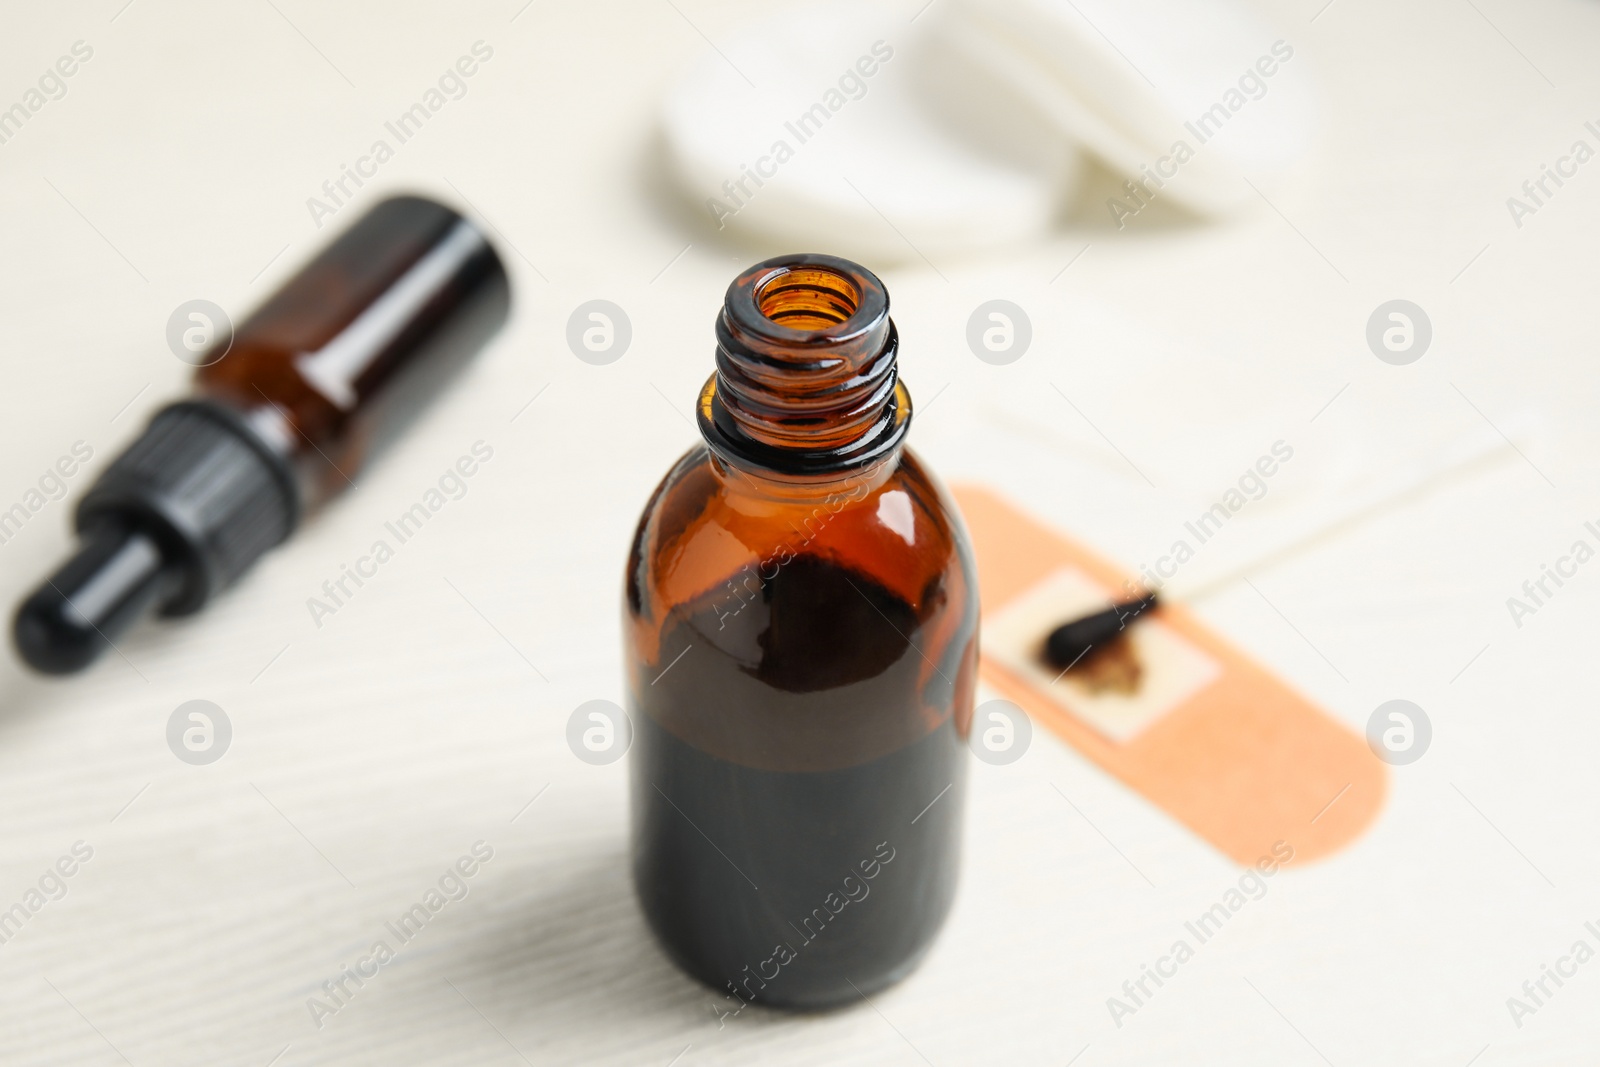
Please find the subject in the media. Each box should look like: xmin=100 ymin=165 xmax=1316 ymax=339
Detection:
xmin=14 ymin=524 xmax=181 ymax=674
xmin=12 ymin=400 xmax=298 ymax=675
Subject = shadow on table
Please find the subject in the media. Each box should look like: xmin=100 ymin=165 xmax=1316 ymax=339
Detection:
xmin=444 ymin=844 xmax=795 ymax=1059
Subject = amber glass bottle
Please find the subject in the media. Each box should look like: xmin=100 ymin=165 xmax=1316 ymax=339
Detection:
xmin=14 ymin=195 xmax=508 ymax=674
xmin=624 ymin=254 xmax=978 ymax=1011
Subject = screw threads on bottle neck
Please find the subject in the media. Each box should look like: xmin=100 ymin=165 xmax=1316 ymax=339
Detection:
xmin=700 ymin=254 xmax=909 ymax=475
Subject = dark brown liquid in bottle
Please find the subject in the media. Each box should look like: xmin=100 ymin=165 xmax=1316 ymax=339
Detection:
xmin=625 ymin=257 xmax=977 ymax=1011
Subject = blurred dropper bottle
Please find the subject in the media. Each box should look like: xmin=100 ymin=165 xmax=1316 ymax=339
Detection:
xmin=14 ymin=194 xmax=509 ymax=674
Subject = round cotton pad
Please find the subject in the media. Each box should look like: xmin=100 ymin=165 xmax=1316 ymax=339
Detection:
xmin=922 ymin=0 xmax=1316 ymax=216
xmin=661 ymin=4 xmax=1077 ymax=262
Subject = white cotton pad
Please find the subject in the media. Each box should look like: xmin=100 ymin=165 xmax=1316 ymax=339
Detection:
xmin=920 ymin=0 xmax=1317 ymax=216
xmin=661 ymin=4 xmax=1076 ymax=261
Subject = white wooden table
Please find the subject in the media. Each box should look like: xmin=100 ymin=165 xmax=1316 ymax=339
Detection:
xmin=1 ymin=1 xmax=1597 ymax=1063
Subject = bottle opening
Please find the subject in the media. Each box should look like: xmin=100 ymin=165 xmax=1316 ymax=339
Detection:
xmin=756 ymin=266 xmax=861 ymax=331
xmin=703 ymin=253 xmax=909 ymax=478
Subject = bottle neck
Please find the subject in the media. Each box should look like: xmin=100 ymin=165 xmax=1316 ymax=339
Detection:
xmin=697 ymin=255 xmax=911 ymax=485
